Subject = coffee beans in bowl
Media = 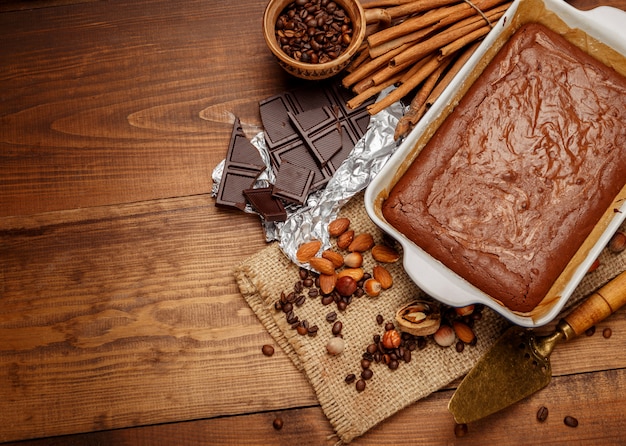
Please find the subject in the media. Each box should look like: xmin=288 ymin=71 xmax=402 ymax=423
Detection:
xmin=263 ymin=0 xmax=367 ymax=80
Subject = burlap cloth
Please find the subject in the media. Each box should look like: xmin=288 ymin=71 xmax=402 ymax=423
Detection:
xmin=234 ymin=192 xmax=626 ymax=444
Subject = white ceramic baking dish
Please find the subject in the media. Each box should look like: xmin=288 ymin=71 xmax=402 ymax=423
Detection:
xmin=365 ymin=0 xmax=626 ymax=327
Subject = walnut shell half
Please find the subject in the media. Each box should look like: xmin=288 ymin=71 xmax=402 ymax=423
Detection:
xmin=395 ymin=300 xmax=441 ymax=336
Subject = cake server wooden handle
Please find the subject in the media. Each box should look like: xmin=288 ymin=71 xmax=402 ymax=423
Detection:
xmin=560 ymin=270 xmax=626 ymax=339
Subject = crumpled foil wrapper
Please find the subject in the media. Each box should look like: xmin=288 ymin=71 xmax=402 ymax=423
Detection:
xmin=211 ymin=91 xmax=404 ymax=267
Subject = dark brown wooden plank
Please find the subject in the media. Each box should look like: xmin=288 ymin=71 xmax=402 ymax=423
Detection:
xmin=0 ymin=0 xmax=294 ymax=217
xmin=4 ymin=367 xmax=625 ymax=445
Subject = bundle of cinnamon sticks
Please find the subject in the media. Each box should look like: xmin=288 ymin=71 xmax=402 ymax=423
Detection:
xmin=343 ymin=0 xmax=512 ymax=140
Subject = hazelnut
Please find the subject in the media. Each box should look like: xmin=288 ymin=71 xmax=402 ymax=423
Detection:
xmin=335 ymin=275 xmax=357 ymax=297
xmin=382 ymin=329 xmax=402 ymax=349
xmin=344 ymin=252 xmax=363 ymax=268
xmin=364 ymin=278 xmax=382 ymax=297
xmin=433 ymin=324 xmax=456 ymax=347
xmin=326 ymin=336 xmax=345 ymax=355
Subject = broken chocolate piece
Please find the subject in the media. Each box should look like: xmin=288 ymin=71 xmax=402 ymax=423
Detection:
xmin=215 ymin=117 xmax=266 ymax=211
xmin=227 ymin=119 xmax=265 ymax=170
xmin=272 ymin=161 xmax=314 ymax=205
xmin=243 ymin=187 xmax=287 ymax=222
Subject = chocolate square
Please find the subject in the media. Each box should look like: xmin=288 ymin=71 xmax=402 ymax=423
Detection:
xmin=272 ymin=161 xmax=314 ymax=205
xmin=326 ymin=122 xmax=358 ymax=174
xmin=259 ymin=93 xmax=301 ymax=149
xmin=272 ymin=139 xmax=332 ymax=191
xmin=215 ymin=168 xmax=260 ymax=210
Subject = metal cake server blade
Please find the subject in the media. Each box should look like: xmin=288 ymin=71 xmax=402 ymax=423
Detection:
xmin=448 ymin=270 xmax=626 ymax=424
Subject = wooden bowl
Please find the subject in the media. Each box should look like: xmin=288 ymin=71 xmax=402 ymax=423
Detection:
xmin=263 ymin=0 xmax=367 ymax=80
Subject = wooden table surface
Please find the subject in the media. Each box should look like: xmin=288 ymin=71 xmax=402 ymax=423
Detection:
xmin=2 ymin=0 xmax=626 ymax=444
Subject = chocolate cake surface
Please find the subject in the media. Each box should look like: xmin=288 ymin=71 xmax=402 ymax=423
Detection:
xmin=382 ymin=23 xmax=626 ymax=313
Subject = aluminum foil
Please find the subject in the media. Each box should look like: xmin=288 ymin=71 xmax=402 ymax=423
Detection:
xmin=211 ymin=89 xmax=404 ymax=265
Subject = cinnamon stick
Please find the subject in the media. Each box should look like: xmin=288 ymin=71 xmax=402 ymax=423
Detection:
xmin=388 ymin=8 xmax=497 ymax=67
xmin=346 ymin=72 xmax=406 ymax=110
xmin=368 ymin=23 xmax=439 ymax=59
xmin=367 ymin=53 xmax=446 ymax=115
xmin=394 ymin=56 xmax=454 ymax=140
xmin=342 ymin=43 xmax=408 ymax=88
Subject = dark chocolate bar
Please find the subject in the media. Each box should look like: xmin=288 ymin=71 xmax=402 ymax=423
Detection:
xmin=272 ymin=139 xmax=332 ymax=192
xmin=288 ymin=106 xmax=342 ymax=166
xmin=243 ymin=187 xmax=287 ymax=222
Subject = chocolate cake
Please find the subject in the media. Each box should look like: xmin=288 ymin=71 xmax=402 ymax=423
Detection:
xmin=382 ymin=23 xmax=626 ymax=313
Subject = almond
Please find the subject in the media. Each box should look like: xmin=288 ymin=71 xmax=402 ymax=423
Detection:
xmin=328 ymin=217 xmax=350 ymax=237
xmin=322 ymin=249 xmax=344 ymax=269
xmin=452 ymin=321 xmax=475 ymax=344
xmin=319 ymin=273 xmax=337 ymax=295
xmin=308 ymin=257 xmax=336 ymax=275
xmin=371 ymin=245 xmax=400 ymax=263
xmin=337 ymin=267 xmax=364 ymax=282
xmin=348 ymin=233 xmax=375 ymax=252
xmin=296 ymin=239 xmax=321 ymax=263
xmin=336 ymin=230 xmax=354 ymax=250
xmin=373 ymin=265 xmax=393 ymax=289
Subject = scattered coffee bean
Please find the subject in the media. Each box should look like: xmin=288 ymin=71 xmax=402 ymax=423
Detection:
xmin=326 ymin=311 xmax=337 ymax=322
xmin=454 ymin=423 xmax=468 ymax=437
xmin=355 ymin=379 xmax=366 ymax=392
xmin=332 ymin=320 xmax=343 ymax=336
xmin=455 ymin=340 xmax=465 ymax=353
xmin=603 ymin=327 xmax=612 ymax=339
xmin=536 ymin=405 xmax=549 ymax=422
xmin=585 ymin=325 xmax=596 ymax=336
xmin=361 ymin=368 xmax=373 ymax=380
xmin=273 ymin=417 xmax=284 ymax=430
xmin=564 ymin=415 xmax=579 ymax=427
xmin=345 ymin=373 xmax=356 ymax=384
xmin=297 ymin=324 xmax=309 ymax=335
xmin=262 ymin=344 xmax=275 ymax=357
xmin=376 ymin=314 xmax=384 ymax=325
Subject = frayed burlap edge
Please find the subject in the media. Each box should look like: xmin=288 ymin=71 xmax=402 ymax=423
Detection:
xmin=234 ymin=193 xmax=626 ymax=444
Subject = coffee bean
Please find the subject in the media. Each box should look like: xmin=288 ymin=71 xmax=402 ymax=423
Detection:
xmin=345 ymin=373 xmax=356 ymax=384
xmin=585 ymin=326 xmax=596 ymax=336
xmin=384 ymin=322 xmax=395 ymax=331
xmin=332 ymin=320 xmax=343 ymax=336
xmin=388 ymin=359 xmax=399 ymax=370
xmin=536 ymin=405 xmax=549 ymax=422
xmin=564 ymin=415 xmax=579 ymax=427
xmin=376 ymin=314 xmax=384 ymax=325
xmin=326 ymin=311 xmax=337 ymax=322
xmin=454 ymin=423 xmax=468 ymax=437
xmin=355 ymin=379 xmax=366 ymax=392
xmin=361 ymin=358 xmax=371 ymax=369
xmin=321 ymin=295 xmax=334 ymax=305
xmin=455 ymin=341 xmax=465 ymax=353
xmin=297 ymin=324 xmax=308 ymax=336
xmin=262 ymin=344 xmax=275 ymax=357
xmin=361 ymin=368 xmax=373 ymax=380
xmin=603 ymin=327 xmax=612 ymax=339
xmin=273 ymin=417 xmax=284 ymax=430
xmin=274 ymin=0 xmax=353 ymax=64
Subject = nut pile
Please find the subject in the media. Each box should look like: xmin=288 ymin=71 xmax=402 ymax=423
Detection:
xmin=272 ymin=217 xmax=488 ymax=393
xmin=345 ymin=304 xmax=484 ymax=392
xmin=275 ymin=217 xmax=401 ymax=339
xmin=275 ymin=0 xmax=353 ymax=64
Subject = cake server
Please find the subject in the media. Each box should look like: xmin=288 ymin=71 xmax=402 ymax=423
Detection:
xmin=448 ymin=270 xmax=626 ymax=424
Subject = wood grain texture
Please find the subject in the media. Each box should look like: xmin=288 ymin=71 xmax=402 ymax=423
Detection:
xmin=1 ymin=0 xmax=626 ymax=444
xmin=0 ymin=0 xmax=296 ymax=217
